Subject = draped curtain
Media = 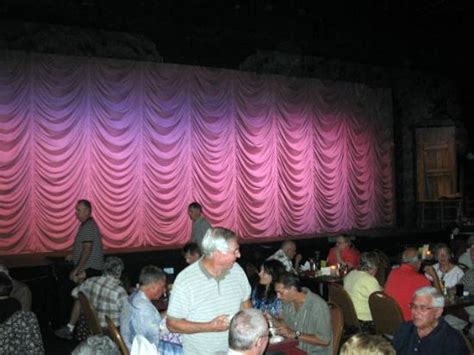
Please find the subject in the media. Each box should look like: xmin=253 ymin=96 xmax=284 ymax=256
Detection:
xmin=0 ymin=51 xmax=395 ymax=255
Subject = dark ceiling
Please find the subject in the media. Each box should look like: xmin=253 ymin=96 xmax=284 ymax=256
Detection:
xmin=1 ymin=0 xmax=472 ymax=72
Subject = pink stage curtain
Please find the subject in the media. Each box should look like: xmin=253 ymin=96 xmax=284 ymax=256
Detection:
xmin=0 ymin=51 xmax=395 ymax=254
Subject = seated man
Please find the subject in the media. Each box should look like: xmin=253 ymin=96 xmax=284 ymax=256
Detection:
xmin=326 ymin=235 xmax=360 ymax=269
xmin=0 ymin=264 xmax=32 ymax=312
xmin=228 ymin=309 xmax=269 ymax=355
xmin=267 ymin=241 xmax=302 ymax=272
xmin=385 ymin=248 xmax=432 ymax=320
xmin=121 ymin=265 xmax=167 ymax=350
xmin=0 ymin=272 xmax=21 ymax=323
xmin=273 ymin=272 xmax=332 ymax=355
xmin=393 ymin=286 xmax=470 ymax=355
xmin=56 ymin=256 xmax=127 ymax=339
xmin=458 ymin=235 xmax=474 ymax=269
xmin=182 ymin=242 xmax=202 ymax=265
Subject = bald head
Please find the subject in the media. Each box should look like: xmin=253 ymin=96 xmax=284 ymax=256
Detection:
xmin=402 ymin=248 xmax=420 ymax=265
xmin=281 ymin=241 xmax=297 ymax=260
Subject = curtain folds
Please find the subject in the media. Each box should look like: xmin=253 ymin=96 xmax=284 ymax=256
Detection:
xmin=0 ymin=51 xmax=395 ymax=254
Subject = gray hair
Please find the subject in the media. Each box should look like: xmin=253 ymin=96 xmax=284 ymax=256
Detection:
xmin=229 ymin=309 xmax=268 ymax=351
xmin=402 ymin=249 xmax=420 ymax=264
xmin=201 ymin=227 xmax=237 ymax=257
xmin=103 ymin=257 xmax=124 ymax=278
xmin=414 ymin=286 xmax=445 ymax=308
xmin=359 ymin=252 xmax=380 ymax=272
xmin=72 ymin=335 xmax=119 ymax=355
xmin=139 ymin=265 xmax=166 ymax=286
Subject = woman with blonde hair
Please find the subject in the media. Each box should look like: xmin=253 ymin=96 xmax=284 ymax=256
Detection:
xmin=340 ymin=333 xmax=395 ymax=355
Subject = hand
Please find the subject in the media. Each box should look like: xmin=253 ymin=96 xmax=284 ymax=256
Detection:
xmin=276 ymin=324 xmax=294 ymax=338
xmin=69 ymin=270 xmax=86 ymax=284
xmin=295 ymin=254 xmax=303 ymax=266
xmin=208 ymin=315 xmax=230 ymax=332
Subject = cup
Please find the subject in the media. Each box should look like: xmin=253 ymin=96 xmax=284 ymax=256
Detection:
xmin=455 ymin=283 xmax=464 ymax=297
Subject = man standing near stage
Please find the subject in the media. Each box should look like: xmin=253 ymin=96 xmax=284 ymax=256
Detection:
xmin=188 ymin=202 xmax=212 ymax=248
xmin=70 ymin=200 xmax=104 ymax=282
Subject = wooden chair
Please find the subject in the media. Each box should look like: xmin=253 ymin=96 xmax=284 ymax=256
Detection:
xmin=78 ymin=291 xmax=103 ymax=336
xmin=106 ymin=315 xmax=130 ymax=355
xmin=369 ymin=291 xmax=403 ymax=337
xmin=328 ymin=284 xmax=361 ymax=334
xmin=328 ymin=302 xmax=344 ymax=355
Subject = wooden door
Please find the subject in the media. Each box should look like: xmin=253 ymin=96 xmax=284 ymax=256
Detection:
xmin=415 ymin=126 xmax=457 ymax=201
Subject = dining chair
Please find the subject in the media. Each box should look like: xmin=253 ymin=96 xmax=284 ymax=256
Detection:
xmin=106 ymin=315 xmax=130 ymax=355
xmin=328 ymin=301 xmax=344 ymax=355
xmin=369 ymin=291 xmax=403 ymax=337
xmin=78 ymin=291 xmax=103 ymax=336
xmin=328 ymin=284 xmax=361 ymax=334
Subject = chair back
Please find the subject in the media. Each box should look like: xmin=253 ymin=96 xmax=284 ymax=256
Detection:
xmin=106 ymin=315 xmax=130 ymax=355
xmin=458 ymin=329 xmax=474 ymax=354
xmin=328 ymin=302 xmax=343 ymax=355
xmin=328 ymin=284 xmax=361 ymax=333
xmin=369 ymin=291 xmax=403 ymax=336
xmin=78 ymin=291 xmax=103 ymax=336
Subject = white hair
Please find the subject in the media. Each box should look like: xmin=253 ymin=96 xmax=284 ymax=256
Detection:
xmin=414 ymin=286 xmax=445 ymax=308
xmin=229 ymin=309 xmax=268 ymax=351
xmin=201 ymin=227 xmax=236 ymax=257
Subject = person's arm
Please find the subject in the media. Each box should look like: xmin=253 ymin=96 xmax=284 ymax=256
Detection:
xmin=276 ymin=322 xmax=330 ymax=347
xmin=166 ymin=315 xmax=230 ymax=334
xmin=241 ymin=299 xmax=252 ymax=309
xmin=72 ymin=242 xmax=92 ymax=275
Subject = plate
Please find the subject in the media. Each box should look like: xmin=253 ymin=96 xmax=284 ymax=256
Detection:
xmin=269 ymin=335 xmax=284 ymax=344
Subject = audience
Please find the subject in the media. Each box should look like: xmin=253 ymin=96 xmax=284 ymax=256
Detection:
xmin=182 ymin=242 xmax=202 ymax=265
xmin=267 ymin=240 xmax=302 ymax=272
xmin=0 ymin=264 xmax=32 ymax=311
xmin=385 ymin=248 xmax=432 ymax=320
xmin=188 ymin=202 xmax=212 ymax=248
xmin=0 ymin=272 xmax=21 ymax=323
xmin=458 ymin=235 xmax=474 ymax=269
xmin=121 ymin=265 xmax=167 ymax=350
xmin=343 ymin=251 xmax=382 ymax=332
xmin=273 ymin=272 xmax=332 ymax=355
xmin=227 ymin=309 xmax=269 ymax=355
xmin=326 ymin=235 xmax=360 ymax=269
xmin=428 ymin=243 xmax=464 ymax=289
xmin=392 ymin=286 xmax=470 ymax=355
xmin=340 ymin=333 xmax=395 ymax=355
xmin=251 ymin=259 xmax=285 ymax=318
xmin=167 ymin=227 xmax=251 ymax=354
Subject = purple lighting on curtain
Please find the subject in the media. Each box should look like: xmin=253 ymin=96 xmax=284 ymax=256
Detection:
xmin=0 ymin=51 xmax=395 ymax=255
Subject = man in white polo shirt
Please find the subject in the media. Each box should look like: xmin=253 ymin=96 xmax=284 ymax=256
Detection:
xmin=167 ymin=227 xmax=251 ymax=354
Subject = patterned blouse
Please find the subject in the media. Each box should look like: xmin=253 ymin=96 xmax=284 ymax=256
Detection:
xmin=251 ymin=288 xmax=282 ymax=318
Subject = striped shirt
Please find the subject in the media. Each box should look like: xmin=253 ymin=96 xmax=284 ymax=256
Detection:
xmin=167 ymin=260 xmax=251 ymax=355
xmin=79 ymin=275 xmax=127 ymax=327
xmin=72 ymin=218 xmax=104 ymax=271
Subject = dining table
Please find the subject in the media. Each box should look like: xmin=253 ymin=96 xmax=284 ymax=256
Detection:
xmin=266 ymin=337 xmax=307 ymax=354
xmin=299 ymin=272 xmax=342 ymax=301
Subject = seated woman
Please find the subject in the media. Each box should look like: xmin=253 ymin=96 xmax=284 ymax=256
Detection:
xmin=327 ymin=235 xmax=360 ymax=269
xmin=343 ymin=251 xmax=382 ymax=332
xmin=0 ymin=272 xmax=21 ymax=323
xmin=251 ymin=259 xmax=285 ymax=318
xmin=428 ymin=243 xmax=464 ymax=289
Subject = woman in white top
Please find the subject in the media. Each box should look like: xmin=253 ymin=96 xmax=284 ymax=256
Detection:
xmin=430 ymin=243 xmax=464 ymax=289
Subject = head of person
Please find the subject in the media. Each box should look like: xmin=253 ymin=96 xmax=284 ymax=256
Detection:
xmin=339 ymin=333 xmax=395 ymax=355
xmin=188 ymin=202 xmax=203 ymax=222
xmin=434 ymin=243 xmax=452 ymax=266
xmin=335 ymin=235 xmax=352 ymax=251
xmin=0 ymin=272 xmax=13 ymax=298
xmin=138 ymin=265 xmax=167 ymax=301
xmin=410 ymin=287 xmax=444 ymax=332
xmin=102 ymin=257 xmax=124 ymax=279
xmin=401 ymin=247 xmax=422 ymax=271
xmin=182 ymin=242 xmax=202 ymax=265
xmin=201 ymin=227 xmax=240 ymax=270
xmin=76 ymin=199 xmax=92 ymax=223
xmin=229 ymin=309 xmax=269 ymax=355
xmin=359 ymin=251 xmax=380 ymax=276
xmin=274 ymin=272 xmax=302 ymax=303
xmin=281 ymin=241 xmax=297 ymax=260
xmin=258 ymin=259 xmax=286 ymax=287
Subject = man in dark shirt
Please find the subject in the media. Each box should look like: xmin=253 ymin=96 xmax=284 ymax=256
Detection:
xmin=393 ymin=286 xmax=469 ymax=355
xmin=0 ymin=272 xmax=21 ymax=323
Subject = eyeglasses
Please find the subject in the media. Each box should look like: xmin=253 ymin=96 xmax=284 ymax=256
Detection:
xmin=409 ymin=303 xmax=435 ymax=313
